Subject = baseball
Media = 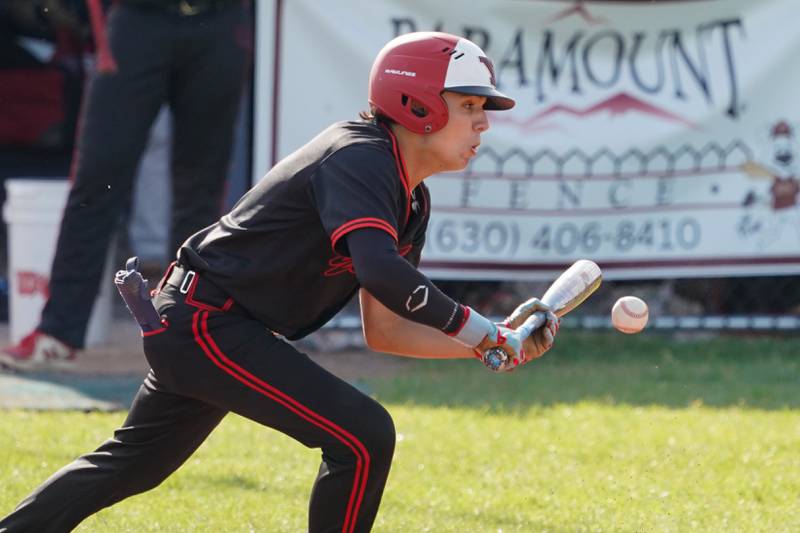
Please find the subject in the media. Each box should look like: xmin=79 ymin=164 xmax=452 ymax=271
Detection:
xmin=611 ymin=296 xmax=649 ymax=334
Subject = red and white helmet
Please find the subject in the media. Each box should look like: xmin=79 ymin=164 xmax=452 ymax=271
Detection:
xmin=368 ymin=31 xmax=515 ymax=134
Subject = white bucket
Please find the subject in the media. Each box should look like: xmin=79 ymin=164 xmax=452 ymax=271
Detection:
xmin=3 ymin=179 xmax=113 ymax=347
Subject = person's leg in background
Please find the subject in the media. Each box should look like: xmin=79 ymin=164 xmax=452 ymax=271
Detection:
xmin=1 ymin=5 xmax=171 ymax=367
xmin=168 ymin=4 xmax=251 ymax=253
xmin=41 ymin=6 xmax=172 ymax=348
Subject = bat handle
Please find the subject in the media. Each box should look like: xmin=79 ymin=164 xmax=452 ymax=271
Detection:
xmin=481 ymin=311 xmax=547 ymax=372
xmin=517 ymin=311 xmax=547 ymax=339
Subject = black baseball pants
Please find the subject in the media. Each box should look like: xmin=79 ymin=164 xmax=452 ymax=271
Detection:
xmin=40 ymin=2 xmax=249 ymax=348
xmin=0 ymin=268 xmax=395 ymax=532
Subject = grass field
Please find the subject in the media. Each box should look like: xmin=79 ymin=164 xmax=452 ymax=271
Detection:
xmin=1 ymin=331 xmax=798 ymax=532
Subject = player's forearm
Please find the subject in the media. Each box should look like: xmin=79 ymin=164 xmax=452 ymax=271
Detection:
xmin=347 ymin=230 xmax=464 ymax=333
xmin=348 ymin=229 xmax=507 ymax=353
xmin=359 ymin=290 xmax=476 ymax=359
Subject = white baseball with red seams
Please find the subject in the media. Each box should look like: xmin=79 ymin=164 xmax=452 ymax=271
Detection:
xmin=611 ymin=296 xmax=649 ymax=334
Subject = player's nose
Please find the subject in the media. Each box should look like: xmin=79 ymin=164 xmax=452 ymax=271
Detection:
xmin=474 ymin=110 xmax=489 ymax=133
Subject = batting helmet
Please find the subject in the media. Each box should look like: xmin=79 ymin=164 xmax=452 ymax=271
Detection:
xmin=368 ymin=32 xmax=515 ymax=134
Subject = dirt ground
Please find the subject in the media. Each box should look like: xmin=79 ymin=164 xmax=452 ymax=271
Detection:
xmin=0 ymin=320 xmax=412 ymax=382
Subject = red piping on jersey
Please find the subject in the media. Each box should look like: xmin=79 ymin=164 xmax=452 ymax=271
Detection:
xmin=330 ymin=217 xmax=398 ymax=252
xmin=192 ymin=310 xmax=369 ymax=533
xmin=379 ymin=124 xmax=412 ymax=225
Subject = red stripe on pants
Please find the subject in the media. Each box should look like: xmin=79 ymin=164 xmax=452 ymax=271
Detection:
xmin=191 ymin=310 xmax=370 ymax=533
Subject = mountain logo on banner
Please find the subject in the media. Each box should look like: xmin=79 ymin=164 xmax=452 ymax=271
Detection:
xmin=499 ymin=93 xmax=695 ymax=132
xmin=545 ymin=1 xmax=607 ymax=25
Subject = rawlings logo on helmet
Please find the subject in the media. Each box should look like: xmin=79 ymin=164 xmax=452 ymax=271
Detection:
xmin=384 ymin=69 xmax=417 ymax=77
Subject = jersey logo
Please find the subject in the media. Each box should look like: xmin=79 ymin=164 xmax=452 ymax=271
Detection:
xmin=324 ymin=244 xmax=414 ymax=278
xmin=324 ymin=254 xmax=356 ymax=277
xmin=406 ymin=285 xmax=429 ymax=312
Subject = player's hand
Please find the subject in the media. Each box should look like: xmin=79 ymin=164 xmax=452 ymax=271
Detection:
xmin=476 ymin=324 xmax=526 ymax=370
xmin=504 ymin=297 xmax=552 ymax=330
xmin=521 ymin=310 xmax=559 ymax=363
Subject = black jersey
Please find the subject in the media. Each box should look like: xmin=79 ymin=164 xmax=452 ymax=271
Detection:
xmin=179 ymin=120 xmax=430 ymax=340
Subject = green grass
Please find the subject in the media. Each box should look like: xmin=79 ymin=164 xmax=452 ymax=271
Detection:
xmin=372 ymin=331 xmax=800 ymax=410
xmin=1 ymin=331 xmax=798 ymax=532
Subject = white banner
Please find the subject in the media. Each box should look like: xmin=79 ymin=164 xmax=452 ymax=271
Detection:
xmin=256 ymin=0 xmax=800 ymax=279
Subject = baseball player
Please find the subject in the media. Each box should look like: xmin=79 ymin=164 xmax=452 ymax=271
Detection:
xmin=0 ymin=32 xmax=559 ymax=533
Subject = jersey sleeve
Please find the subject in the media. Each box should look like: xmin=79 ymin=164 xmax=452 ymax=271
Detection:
xmin=402 ymin=184 xmax=431 ymax=268
xmin=347 ymin=228 xmax=465 ymax=335
xmin=310 ymin=144 xmax=404 ymax=256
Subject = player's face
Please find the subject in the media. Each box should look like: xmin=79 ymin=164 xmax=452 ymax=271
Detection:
xmin=425 ymin=92 xmax=489 ymax=171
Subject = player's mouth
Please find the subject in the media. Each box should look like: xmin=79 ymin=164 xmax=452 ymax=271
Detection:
xmin=470 ymin=143 xmax=480 ymax=156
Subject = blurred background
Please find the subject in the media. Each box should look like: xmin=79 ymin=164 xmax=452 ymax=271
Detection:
xmin=1 ymin=0 xmax=798 ymax=349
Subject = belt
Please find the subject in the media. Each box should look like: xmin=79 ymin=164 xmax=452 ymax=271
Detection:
xmin=164 ymin=263 xmax=236 ymax=312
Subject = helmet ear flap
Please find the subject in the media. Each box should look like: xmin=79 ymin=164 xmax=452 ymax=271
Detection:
xmin=409 ymin=99 xmax=434 ymax=133
xmin=395 ymin=93 xmax=446 ymax=134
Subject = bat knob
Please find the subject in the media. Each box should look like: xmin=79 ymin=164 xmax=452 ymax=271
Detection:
xmin=482 ymin=347 xmax=510 ymax=372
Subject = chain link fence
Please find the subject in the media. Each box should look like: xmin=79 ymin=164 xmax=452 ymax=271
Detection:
xmin=296 ymin=275 xmax=799 ymax=353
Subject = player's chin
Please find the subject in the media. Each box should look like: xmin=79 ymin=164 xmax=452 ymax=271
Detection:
xmin=451 ymin=153 xmax=472 ymax=171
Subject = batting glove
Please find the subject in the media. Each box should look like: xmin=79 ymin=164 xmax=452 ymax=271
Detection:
xmin=503 ymin=297 xmax=552 ymax=330
xmin=479 ymin=324 xmax=526 ymax=366
xmin=451 ymin=307 xmax=525 ymax=363
xmin=520 ymin=310 xmax=559 ymax=364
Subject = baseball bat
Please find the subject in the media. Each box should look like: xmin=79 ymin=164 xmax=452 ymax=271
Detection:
xmin=483 ymin=259 xmax=602 ymax=371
